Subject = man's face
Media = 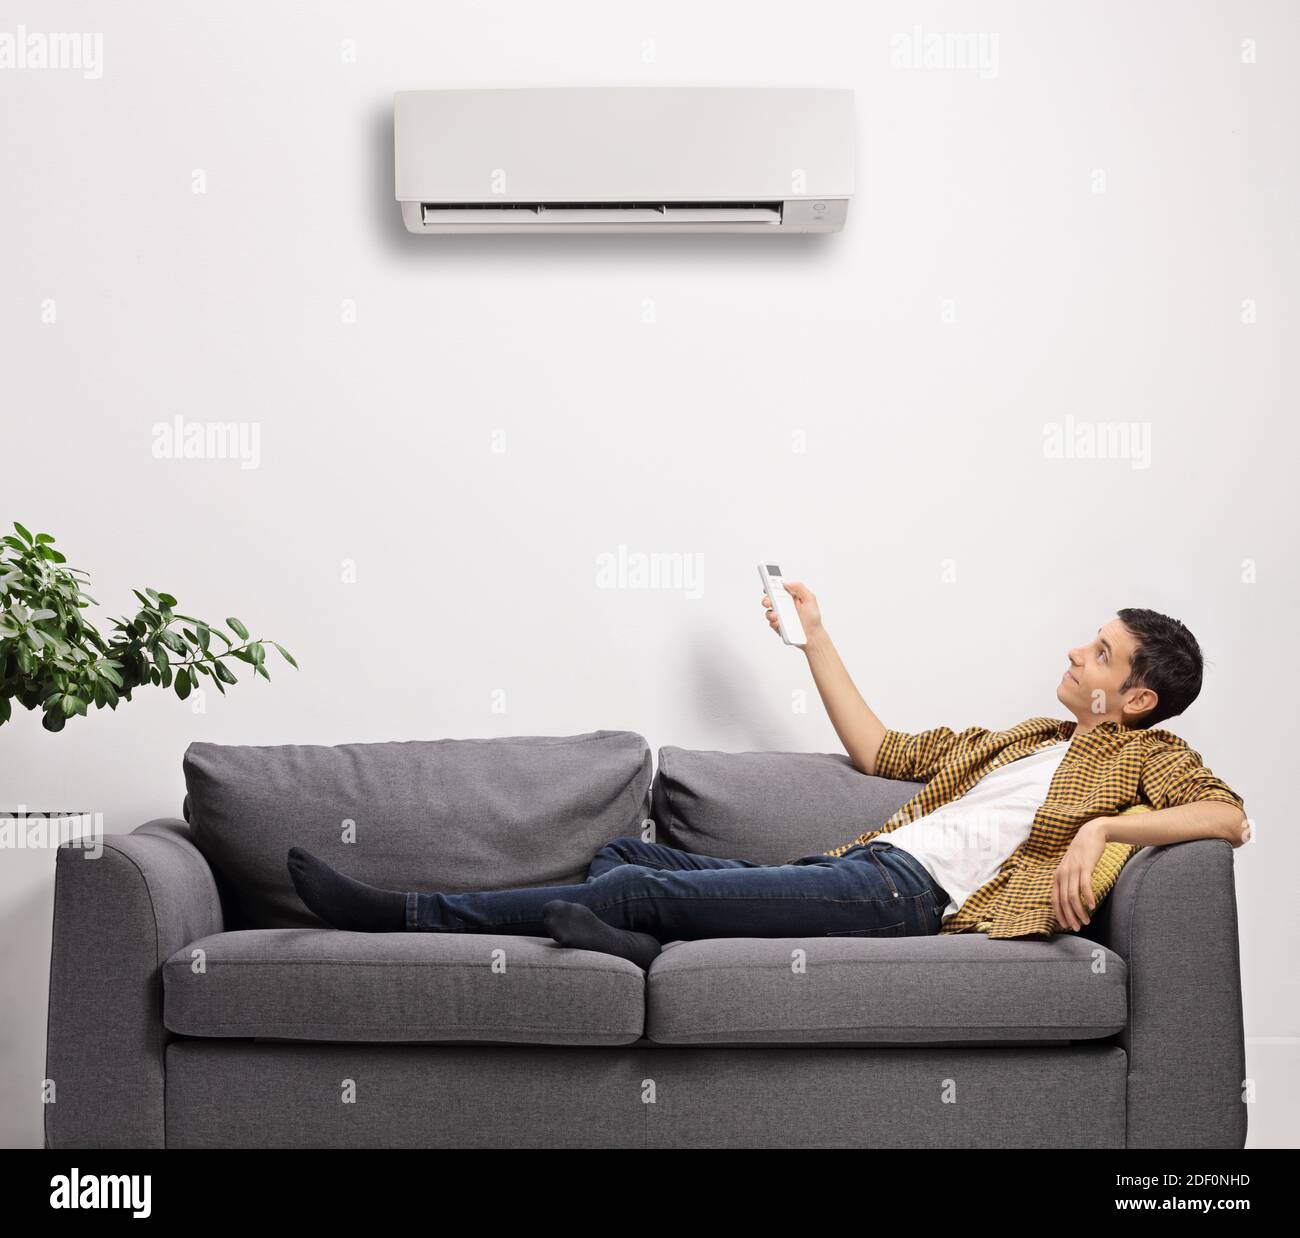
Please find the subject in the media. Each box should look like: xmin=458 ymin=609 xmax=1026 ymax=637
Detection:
xmin=1056 ymin=616 xmax=1155 ymax=725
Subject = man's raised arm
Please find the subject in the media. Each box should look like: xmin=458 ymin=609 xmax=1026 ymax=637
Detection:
xmin=763 ymin=581 xmax=887 ymax=775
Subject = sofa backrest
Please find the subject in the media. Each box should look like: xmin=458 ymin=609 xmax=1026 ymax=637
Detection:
xmin=183 ymin=730 xmax=653 ymax=929
xmin=651 ymin=746 xmax=923 ymax=864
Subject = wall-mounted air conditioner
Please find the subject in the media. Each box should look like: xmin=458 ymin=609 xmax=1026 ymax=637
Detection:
xmin=394 ymin=87 xmax=854 ymax=234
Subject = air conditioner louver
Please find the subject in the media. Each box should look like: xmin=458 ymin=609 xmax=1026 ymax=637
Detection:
xmin=419 ymin=202 xmax=784 ymax=227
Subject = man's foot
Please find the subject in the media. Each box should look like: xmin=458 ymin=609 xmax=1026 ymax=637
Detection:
xmin=287 ymin=847 xmax=407 ymax=932
xmin=542 ymin=900 xmax=662 ymax=970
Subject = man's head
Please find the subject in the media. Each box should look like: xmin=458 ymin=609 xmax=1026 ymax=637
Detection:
xmin=1056 ymin=609 xmax=1204 ymax=730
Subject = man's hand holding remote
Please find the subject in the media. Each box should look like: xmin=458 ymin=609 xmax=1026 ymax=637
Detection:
xmin=760 ymin=581 xmax=887 ymax=777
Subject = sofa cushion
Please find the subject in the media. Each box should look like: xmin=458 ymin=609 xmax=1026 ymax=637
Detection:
xmin=651 ymin=746 xmax=922 ymax=863
xmin=646 ymin=934 xmax=1127 ymax=1045
xmin=183 ymin=731 xmax=652 ymax=929
xmin=164 ymin=929 xmax=645 ymax=1046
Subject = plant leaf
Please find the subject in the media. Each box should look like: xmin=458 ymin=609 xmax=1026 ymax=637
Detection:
xmin=159 ymin=629 xmax=187 ymax=654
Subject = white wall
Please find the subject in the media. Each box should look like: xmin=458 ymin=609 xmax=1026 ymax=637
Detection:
xmin=1 ymin=0 xmax=1296 ymax=1147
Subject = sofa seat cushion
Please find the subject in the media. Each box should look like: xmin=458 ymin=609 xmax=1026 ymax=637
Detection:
xmin=646 ymin=934 xmax=1127 ymax=1045
xmin=164 ymin=929 xmax=645 ymax=1046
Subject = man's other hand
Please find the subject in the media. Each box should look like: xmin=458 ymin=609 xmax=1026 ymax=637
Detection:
xmin=1052 ymin=819 xmax=1107 ymax=931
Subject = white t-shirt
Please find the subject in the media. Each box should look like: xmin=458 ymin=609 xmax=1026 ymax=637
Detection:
xmin=882 ymin=738 xmax=1072 ymax=925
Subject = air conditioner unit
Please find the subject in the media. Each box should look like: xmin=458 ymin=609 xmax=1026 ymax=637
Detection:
xmin=394 ymin=87 xmax=854 ymax=234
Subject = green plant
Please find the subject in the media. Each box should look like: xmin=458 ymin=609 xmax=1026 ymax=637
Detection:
xmin=0 ymin=522 xmax=296 ymax=732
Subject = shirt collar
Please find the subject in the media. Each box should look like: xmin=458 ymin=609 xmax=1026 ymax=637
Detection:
xmin=1057 ymin=718 xmax=1123 ymax=740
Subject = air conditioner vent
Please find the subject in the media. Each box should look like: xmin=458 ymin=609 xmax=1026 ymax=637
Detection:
xmin=419 ymin=202 xmax=784 ymax=226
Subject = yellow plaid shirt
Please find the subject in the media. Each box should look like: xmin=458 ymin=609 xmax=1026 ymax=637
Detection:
xmin=822 ymin=716 xmax=1244 ymax=939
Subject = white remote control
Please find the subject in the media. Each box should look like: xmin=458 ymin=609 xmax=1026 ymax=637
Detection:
xmin=758 ymin=563 xmax=807 ymax=647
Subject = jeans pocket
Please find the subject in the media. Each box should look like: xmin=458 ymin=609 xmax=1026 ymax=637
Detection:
xmin=864 ymin=845 xmax=901 ymax=898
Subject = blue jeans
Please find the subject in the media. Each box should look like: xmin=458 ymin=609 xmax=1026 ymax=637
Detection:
xmin=406 ymin=836 xmax=950 ymax=941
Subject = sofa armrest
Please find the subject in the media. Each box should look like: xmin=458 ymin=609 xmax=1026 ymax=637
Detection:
xmin=44 ymin=819 xmax=223 ymax=1148
xmin=1097 ymin=838 xmax=1247 ymax=1148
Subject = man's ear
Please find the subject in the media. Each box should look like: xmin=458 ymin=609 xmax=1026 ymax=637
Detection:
xmin=1122 ymin=685 xmax=1158 ymax=724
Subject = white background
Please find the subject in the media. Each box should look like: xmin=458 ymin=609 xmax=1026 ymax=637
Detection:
xmin=1 ymin=0 xmax=1296 ymax=1147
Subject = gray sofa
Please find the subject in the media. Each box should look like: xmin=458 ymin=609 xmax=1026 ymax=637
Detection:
xmin=44 ymin=729 xmax=1247 ymax=1148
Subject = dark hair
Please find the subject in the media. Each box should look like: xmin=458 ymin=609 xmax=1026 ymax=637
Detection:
xmin=1116 ymin=608 xmax=1204 ymax=729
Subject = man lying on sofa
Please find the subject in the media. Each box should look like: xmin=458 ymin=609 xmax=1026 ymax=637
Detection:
xmin=288 ymin=586 xmax=1248 ymax=969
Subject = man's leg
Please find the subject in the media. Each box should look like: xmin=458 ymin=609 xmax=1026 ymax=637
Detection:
xmin=585 ymin=834 xmax=766 ymax=881
xmin=287 ymin=841 xmax=941 ymax=968
xmin=285 ymin=846 xmax=665 ymax=964
xmin=409 ymin=845 xmax=922 ymax=940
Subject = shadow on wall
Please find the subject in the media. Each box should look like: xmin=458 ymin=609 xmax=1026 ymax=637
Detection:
xmin=685 ymin=623 xmax=793 ymax=753
xmin=366 ymin=104 xmax=843 ymax=268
